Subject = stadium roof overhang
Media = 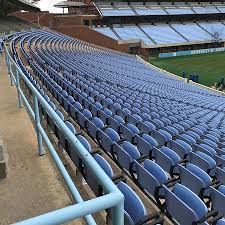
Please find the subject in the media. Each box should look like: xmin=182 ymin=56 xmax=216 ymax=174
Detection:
xmin=54 ymin=1 xmax=86 ymax=8
xmin=0 ymin=0 xmax=40 ymax=16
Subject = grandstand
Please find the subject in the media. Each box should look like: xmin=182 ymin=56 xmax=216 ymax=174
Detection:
xmin=1 ymin=27 xmax=225 ymax=224
xmin=1 ymin=0 xmax=225 ymax=224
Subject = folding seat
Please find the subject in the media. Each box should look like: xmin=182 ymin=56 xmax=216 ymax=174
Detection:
xmin=204 ymin=134 xmax=220 ymax=143
xmin=96 ymin=93 xmax=105 ymax=103
xmin=186 ymin=130 xmax=201 ymax=141
xmin=151 ymin=119 xmax=164 ymax=129
xmin=154 ymin=147 xmax=181 ymax=176
xmin=132 ymin=107 xmax=141 ymax=115
xmin=86 ymin=117 xmax=104 ymax=140
xmin=58 ymin=90 xmax=68 ymax=106
xmin=98 ymin=108 xmax=112 ymax=124
xmin=84 ymin=154 xmax=114 ymax=196
xmin=109 ymin=102 xmax=121 ymax=114
xmin=70 ymin=135 xmax=92 ymax=171
xmin=179 ymin=163 xmax=215 ymax=198
xmin=120 ymin=123 xmax=140 ymax=143
xmin=69 ymin=101 xmax=83 ymax=120
xmin=195 ymin=125 xmax=208 ymax=134
xmin=117 ymin=182 xmax=163 ymax=225
xmin=164 ymin=183 xmax=220 ymax=225
xmin=135 ymin=159 xmax=177 ymax=205
xmin=117 ymin=108 xmax=131 ymax=121
xmin=58 ymin=121 xmax=77 ymax=156
xmin=194 ymin=143 xmax=217 ymax=158
xmin=202 ymin=138 xmax=218 ymax=150
xmin=45 ymin=101 xmax=56 ymax=125
xmin=190 ymin=151 xmax=216 ymax=176
xmin=98 ymin=128 xmax=121 ymax=153
xmin=108 ymin=115 xmax=125 ymax=133
xmin=178 ymin=121 xmax=191 ymax=130
xmin=83 ymin=96 xmax=94 ymax=110
xmin=40 ymin=94 xmax=50 ymax=117
xmin=136 ymin=134 xmax=158 ymax=157
xmin=216 ymin=167 xmax=225 ymax=185
xmin=163 ymin=126 xmax=179 ymax=138
xmin=178 ymin=133 xmax=197 ymax=146
xmin=90 ymin=101 xmax=103 ymax=117
xmin=113 ymin=141 xmax=140 ymax=173
xmin=210 ymin=186 xmax=225 ymax=217
xmin=79 ymin=92 xmax=88 ymax=103
xmin=139 ymin=112 xmax=151 ymax=121
xmin=77 ymin=109 xmax=92 ymax=129
xmin=137 ymin=121 xmax=155 ymax=134
xmin=151 ymin=129 xmax=172 ymax=146
xmin=173 ymin=124 xmax=186 ymax=134
xmin=126 ymin=114 xmax=142 ymax=126
xmin=160 ymin=117 xmax=172 ymax=126
xmin=149 ymin=112 xmax=160 ymax=119
xmin=101 ymin=97 xmax=113 ymax=109
xmin=63 ymin=95 xmax=75 ymax=113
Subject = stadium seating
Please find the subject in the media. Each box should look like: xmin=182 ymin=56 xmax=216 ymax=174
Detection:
xmin=94 ymin=27 xmax=120 ymax=40
xmin=171 ymin=23 xmax=212 ymax=42
xmin=140 ymin=24 xmax=186 ymax=44
xmin=94 ymin=21 xmax=225 ymax=46
xmin=113 ymin=26 xmax=154 ymax=45
xmin=8 ymin=29 xmax=225 ymax=224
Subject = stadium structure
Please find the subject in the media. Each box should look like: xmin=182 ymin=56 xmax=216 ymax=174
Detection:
xmin=8 ymin=0 xmax=225 ymax=55
xmin=1 ymin=0 xmax=225 ymax=225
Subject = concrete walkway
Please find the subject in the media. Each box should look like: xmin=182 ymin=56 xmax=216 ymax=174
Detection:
xmin=0 ymin=54 xmax=82 ymax=224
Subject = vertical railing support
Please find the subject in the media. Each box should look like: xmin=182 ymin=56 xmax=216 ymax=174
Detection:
xmin=16 ymin=70 xmax=23 ymax=108
xmin=112 ymin=195 xmax=124 ymax=225
xmin=8 ymin=60 xmax=14 ymax=86
xmin=33 ymin=94 xmax=45 ymax=156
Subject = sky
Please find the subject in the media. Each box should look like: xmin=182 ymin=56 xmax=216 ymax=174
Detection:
xmin=36 ymin=0 xmax=67 ymax=13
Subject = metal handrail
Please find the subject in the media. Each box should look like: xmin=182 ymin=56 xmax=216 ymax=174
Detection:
xmin=3 ymin=42 xmax=124 ymax=225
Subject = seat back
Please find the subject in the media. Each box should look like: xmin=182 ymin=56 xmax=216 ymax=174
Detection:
xmin=117 ymin=182 xmax=146 ymax=224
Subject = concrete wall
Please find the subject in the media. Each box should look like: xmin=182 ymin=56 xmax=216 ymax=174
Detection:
xmin=53 ymin=25 xmax=129 ymax=52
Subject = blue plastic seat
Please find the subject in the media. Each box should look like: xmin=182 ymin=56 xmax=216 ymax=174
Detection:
xmin=98 ymin=128 xmax=121 ymax=153
xmin=179 ymin=163 xmax=211 ymax=197
xmin=167 ymin=139 xmax=192 ymax=159
xmin=108 ymin=115 xmax=125 ymax=133
xmin=164 ymin=183 xmax=209 ymax=225
xmin=120 ymin=123 xmax=140 ymax=143
xmin=135 ymin=159 xmax=169 ymax=202
xmin=117 ymin=182 xmax=163 ymax=225
xmin=85 ymin=154 xmax=114 ymax=196
xmin=210 ymin=186 xmax=225 ymax=217
xmin=155 ymin=147 xmax=180 ymax=176
xmin=190 ymin=151 xmax=216 ymax=176
xmin=114 ymin=141 xmax=140 ymax=172
xmin=136 ymin=134 xmax=158 ymax=156
xmin=87 ymin=117 xmax=104 ymax=140
xmin=152 ymin=129 xmax=172 ymax=146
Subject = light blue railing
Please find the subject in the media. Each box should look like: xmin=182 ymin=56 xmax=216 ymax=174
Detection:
xmin=3 ymin=43 xmax=124 ymax=225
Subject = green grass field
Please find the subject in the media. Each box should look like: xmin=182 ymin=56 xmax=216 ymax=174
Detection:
xmin=149 ymin=52 xmax=225 ymax=87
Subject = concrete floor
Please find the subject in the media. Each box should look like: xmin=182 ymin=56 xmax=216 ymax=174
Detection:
xmin=0 ymin=53 xmax=82 ymax=224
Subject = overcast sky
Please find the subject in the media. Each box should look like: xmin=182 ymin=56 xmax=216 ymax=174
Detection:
xmin=37 ymin=0 xmax=67 ymax=13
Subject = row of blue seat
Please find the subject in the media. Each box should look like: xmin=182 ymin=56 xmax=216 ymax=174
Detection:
xmin=9 ymin=30 xmax=225 ymax=225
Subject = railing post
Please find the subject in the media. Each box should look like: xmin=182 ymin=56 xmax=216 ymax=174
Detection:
xmin=112 ymin=195 xmax=124 ymax=225
xmin=16 ymin=69 xmax=23 ymax=108
xmin=33 ymin=94 xmax=45 ymax=156
xmin=8 ymin=59 xmax=14 ymax=86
